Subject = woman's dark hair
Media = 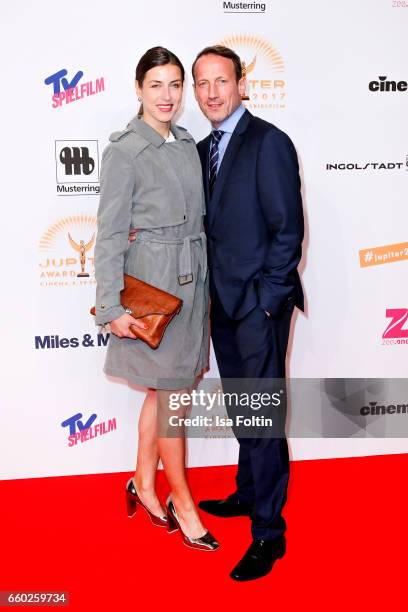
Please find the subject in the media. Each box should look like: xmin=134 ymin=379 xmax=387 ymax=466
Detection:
xmin=135 ymin=46 xmax=185 ymax=84
xmin=192 ymin=45 xmax=242 ymax=82
xmin=136 ymin=46 xmax=185 ymax=85
xmin=136 ymin=46 xmax=185 ymax=117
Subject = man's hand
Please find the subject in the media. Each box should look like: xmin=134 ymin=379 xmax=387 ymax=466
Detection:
xmin=110 ymin=312 xmax=147 ymax=338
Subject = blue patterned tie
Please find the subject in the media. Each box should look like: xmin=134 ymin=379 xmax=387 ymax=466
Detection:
xmin=209 ymin=130 xmax=224 ymax=196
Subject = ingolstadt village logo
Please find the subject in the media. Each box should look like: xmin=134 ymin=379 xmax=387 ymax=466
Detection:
xmin=218 ymin=34 xmax=286 ymax=111
xmin=39 ymin=215 xmax=97 ymax=287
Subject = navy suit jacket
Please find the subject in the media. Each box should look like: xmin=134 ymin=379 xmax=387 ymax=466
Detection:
xmin=197 ymin=109 xmax=304 ymax=320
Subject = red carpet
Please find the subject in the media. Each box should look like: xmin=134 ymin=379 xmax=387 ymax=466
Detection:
xmin=1 ymin=454 xmax=407 ymax=610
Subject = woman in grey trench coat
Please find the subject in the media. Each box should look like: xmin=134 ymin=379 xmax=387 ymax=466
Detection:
xmin=94 ymin=47 xmax=218 ymax=551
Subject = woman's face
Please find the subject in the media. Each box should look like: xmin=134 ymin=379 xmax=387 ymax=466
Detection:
xmin=137 ymin=63 xmax=183 ymax=130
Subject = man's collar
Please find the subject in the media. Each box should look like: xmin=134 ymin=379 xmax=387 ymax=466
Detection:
xmin=211 ymin=104 xmax=246 ymax=134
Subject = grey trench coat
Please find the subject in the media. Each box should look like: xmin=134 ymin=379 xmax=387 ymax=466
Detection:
xmin=94 ymin=116 xmax=209 ymax=389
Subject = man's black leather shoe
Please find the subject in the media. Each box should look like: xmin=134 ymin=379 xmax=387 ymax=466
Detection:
xmin=198 ymin=494 xmax=253 ymax=518
xmin=230 ymin=537 xmax=286 ymax=581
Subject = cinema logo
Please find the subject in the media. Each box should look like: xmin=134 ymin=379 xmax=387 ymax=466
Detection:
xmin=360 ymin=402 xmax=407 ymax=416
xmin=55 ymin=140 xmax=100 ymax=196
xmin=368 ymin=76 xmax=407 ymax=92
xmin=382 ymin=309 xmax=408 ymax=345
xmin=218 ymin=34 xmax=286 ymax=111
xmin=359 ymin=241 xmax=408 ymax=268
xmin=38 ymin=214 xmax=97 ymax=287
xmin=61 ymin=412 xmax=117 ymax=447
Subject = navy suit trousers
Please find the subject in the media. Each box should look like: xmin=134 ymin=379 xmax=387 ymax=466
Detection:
xmin=210 ymin=287 xmax=293 ymax=541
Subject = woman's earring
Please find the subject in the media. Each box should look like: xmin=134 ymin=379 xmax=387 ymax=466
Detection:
xmin=138 ymin=97 xmax=142 ymax=102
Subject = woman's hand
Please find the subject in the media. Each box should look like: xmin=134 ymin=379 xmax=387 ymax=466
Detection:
xmin=110 ymin=313 xmax=147 ymax=339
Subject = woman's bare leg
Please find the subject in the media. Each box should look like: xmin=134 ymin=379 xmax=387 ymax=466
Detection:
xmin=133 ymin=389 xmax=165 ymax=518
xmin=156 ymin=389 xmax=207 ymax=538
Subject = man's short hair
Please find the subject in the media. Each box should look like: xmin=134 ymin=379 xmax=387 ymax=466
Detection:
xmin=192 ymin=45 xmax=242 ymax=82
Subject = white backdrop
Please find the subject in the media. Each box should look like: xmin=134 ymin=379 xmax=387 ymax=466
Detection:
xmin=1 ymin=0 xmax=408 ymax=480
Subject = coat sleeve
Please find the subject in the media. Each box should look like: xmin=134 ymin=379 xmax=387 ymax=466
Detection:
xmin=256 ymin=128 xmax=304 ymax=316
xmin=94 ymin=143 xmax=134 ymax=324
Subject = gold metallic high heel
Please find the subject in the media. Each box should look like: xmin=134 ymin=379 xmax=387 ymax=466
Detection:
xmin=166 ymin=496 xmax=220 ymax=551
xmin=126 ymin=478 xmax=167 ymax=527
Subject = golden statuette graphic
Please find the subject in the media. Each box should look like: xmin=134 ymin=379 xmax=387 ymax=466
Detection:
xmin=240 ymin=56 xmax=257 ymax=101
xmin=68 ymin=232 xmax=95 ymax=277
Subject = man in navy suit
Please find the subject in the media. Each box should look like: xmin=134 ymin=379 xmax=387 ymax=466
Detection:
xmin=192 ymin=46 xmax=304 ymax=581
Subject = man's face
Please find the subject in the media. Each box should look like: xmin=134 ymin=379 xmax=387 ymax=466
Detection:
xmin=193 ymin=54 xmax=245 ymax=127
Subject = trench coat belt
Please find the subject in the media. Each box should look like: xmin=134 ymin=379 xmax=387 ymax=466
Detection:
xmin=136 ymin=231 xmax=207 ymax=285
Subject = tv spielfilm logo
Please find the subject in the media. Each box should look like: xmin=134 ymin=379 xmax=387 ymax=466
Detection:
xmin=39 ymin=214 xmax=96 ymax=287
xmin=55 ymin=140 xmax=100 ymax=196
xmin=218 ymin=34 xmax=286 ymax=111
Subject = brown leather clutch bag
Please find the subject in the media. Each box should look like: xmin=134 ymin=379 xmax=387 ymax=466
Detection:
xmin=90 ymin=274 xmax=183 ymax=349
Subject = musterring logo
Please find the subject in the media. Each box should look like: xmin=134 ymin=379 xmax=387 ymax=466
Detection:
xmin=223 ymin=1 xmax=266 ymax=12
xmin=55 ymin=140 xmax=100 ymax=196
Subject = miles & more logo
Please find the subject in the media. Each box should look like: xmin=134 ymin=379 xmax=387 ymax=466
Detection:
xmin=382 ymin=309 xmax=408 ymax=345
xmin=218 ymin=34 xmax=286 ymax=111
xmin=34 ymin=332 xmax=110 ymax=350
xmin=44 ymin=68 xmax=105 ymax=108
xmin=38 ymin=214 xmax=96 ymax=287
xmin=61 ymin=412 xmax=117 ymax=447
xmin=55 ymin=140 xmax=100 ymax=196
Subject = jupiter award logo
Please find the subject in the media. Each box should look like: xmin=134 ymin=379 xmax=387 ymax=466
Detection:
xmin=218 ymin=34 xmax=286 ymax=111
xmin=38 ymin=214 xmax=97 ymax=287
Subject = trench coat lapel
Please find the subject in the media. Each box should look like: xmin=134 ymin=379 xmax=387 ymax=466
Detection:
xmin=198 ymin=135 xmax=211 ymax=205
